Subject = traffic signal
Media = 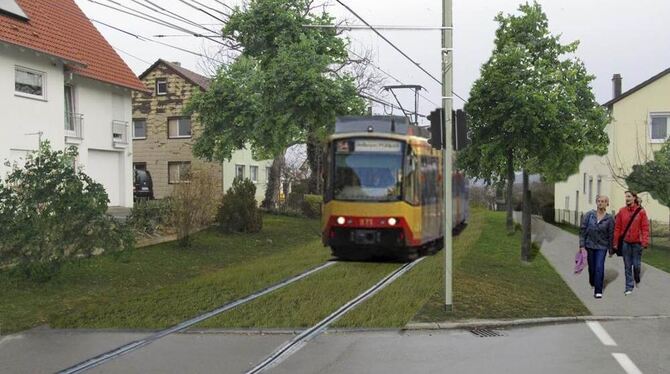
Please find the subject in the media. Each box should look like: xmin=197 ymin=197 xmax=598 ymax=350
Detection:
xmin=427 ymin=108 xmax=444 ymax=150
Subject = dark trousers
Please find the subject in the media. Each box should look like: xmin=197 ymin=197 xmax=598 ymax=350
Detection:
xmin=622 ymin=242 xmax=642 ymax=291
xmin=587 ymin=248 xmax=607 ymax=294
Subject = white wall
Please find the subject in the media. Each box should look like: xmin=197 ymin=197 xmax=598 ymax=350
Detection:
xmin=222 ymin=147 xmax=274 ymax=203
xmin=0 ymin=45 xmax=65 ymax=175
xmin=0 ymin=44 xmax=134 ymax=207
xmin=71 ymin=76 xmax=134 ymax=208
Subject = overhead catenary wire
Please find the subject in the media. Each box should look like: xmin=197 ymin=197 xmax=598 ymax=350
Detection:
xmin=134 ymin=0 xmax=222 ymax=36
xmin=334 ymin=0 xmax=467 ymax=103
xmin=178 ymin=0 xmax=228 ymax=23
xmin=348 ymin=48 xmax=439 ymax=108
xmin=86 ymin=0 xmax=226 ymax=46
xmin=91 ymin=19 xmax=220 ymax=62
xmin=112 ymin=46 xmax=152 ymax=65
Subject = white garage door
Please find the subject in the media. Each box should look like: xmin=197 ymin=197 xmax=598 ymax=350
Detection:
xmin=87 ymin=150 xmax=122 ymax=206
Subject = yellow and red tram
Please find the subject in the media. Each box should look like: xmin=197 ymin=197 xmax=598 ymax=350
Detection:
xmin=322 ymin=116 xmax=468 ymax=260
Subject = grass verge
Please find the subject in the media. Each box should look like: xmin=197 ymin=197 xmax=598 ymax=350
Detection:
xmin=0 ymin=215 xmax=328 ymax=334
xmin=411 ymin=209 xmax=588 ymax=322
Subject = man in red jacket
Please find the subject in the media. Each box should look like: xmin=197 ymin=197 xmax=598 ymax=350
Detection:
xmin=613 ymin=191 xmax=650 ymax=295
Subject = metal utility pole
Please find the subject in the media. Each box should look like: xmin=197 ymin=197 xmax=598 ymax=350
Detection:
xmin=443 ymin=0 xmax=454 ymax=311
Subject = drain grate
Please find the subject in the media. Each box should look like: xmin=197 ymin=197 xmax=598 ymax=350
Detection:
xmin=470 ymin=328 xmax=505 ymax=337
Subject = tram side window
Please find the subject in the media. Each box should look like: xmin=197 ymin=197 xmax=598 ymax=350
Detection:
xmin=404 ymin=153 xmax=419 ymax=205
xmin=420 ymin=156 xmax=439 ymax=205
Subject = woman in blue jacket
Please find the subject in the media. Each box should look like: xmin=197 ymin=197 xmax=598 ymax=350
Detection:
xmin=579 ymin=195 xmax=615 ymax=298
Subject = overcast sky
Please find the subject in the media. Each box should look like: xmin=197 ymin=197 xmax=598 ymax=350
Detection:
xmin=76 ymin=0 xmax=670 ymax=123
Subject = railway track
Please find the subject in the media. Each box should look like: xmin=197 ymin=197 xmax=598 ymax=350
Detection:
xmin=245 ymin=257 xmax=426 ymax=374
xmin=57 ymin=261 xmax=337 ymax=374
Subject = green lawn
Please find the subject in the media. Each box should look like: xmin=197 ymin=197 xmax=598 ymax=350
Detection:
xmin=1 ymin=210 xmax=590 ymax=334
xmin=412 ymin=209 xmax=588 ymax=322
xmin=0 ymin=215 xmax=329 ymax=334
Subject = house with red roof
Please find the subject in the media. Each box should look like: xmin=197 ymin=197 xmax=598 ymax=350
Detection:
xmin=0 ymin=0 xmax=146 ymax=208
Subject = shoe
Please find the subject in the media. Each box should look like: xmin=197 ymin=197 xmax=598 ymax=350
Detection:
xmin=595 ymin=293 xmax=602 ymax=299
xmin=624 ymin=290 xmax=632 ymax=295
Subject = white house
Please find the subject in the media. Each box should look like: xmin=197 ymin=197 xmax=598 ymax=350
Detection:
xmin=0 ymin=0 xmax=147 ymax=208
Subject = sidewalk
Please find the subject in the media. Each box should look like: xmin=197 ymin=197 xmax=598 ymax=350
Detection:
xmin=516 ymin=213 xmax=670 ymax=317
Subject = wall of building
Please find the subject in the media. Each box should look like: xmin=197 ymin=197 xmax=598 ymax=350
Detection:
xmin=0 ymin=45 xmax=65 ymax=176
xmin=0 ymin=44 xmax=134 ymax=207
xmin=555 ymin=74 xmax=670 ymax=222
xmin=73 ymin=76 xmax=134 ymax=207
xmin=132 ymin=63 xmax=223 ymax=199
xmin=222 ymin=147 xmax=274 ymax=203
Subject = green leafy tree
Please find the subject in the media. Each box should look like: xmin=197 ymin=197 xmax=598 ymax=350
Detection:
xmin=186 ymin=0 xmax=366 ymax=207
xmin=0 ymin=142 xmax=133 ymax=281
xmin=459 ymin=2 xmax=609 ymax=261
xmin=626 ymin=140 xmax=670 ymax=208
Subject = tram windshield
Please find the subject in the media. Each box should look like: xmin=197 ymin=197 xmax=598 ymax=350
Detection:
xmin=332 ymin=138 xmax=404 ymax=201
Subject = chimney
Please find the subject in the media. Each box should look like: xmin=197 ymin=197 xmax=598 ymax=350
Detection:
xmin=612 ymin=74 xmax=622 ymax=99
xmin=171 ymin=61 xmax=181 ymax=67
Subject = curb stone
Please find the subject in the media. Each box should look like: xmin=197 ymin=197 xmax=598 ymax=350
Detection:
xmin=404 ymin=315 xmax=670 ymax=330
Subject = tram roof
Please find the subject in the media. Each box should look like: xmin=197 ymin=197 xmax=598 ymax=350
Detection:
xmin=335 ymin=116 xmax=430 ymax=138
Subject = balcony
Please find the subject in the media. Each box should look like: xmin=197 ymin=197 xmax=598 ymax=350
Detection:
xmin=112 ymin=120 xmax=129 ymax=148
xmin=64 ymin=112 xmax=83 ymax=144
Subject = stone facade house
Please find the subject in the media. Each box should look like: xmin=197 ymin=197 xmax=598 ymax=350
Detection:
xmin=132 ymin=59 xmax=272 ymax=201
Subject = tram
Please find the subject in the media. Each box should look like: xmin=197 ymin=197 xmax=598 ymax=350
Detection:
xmin=322 ymin=115 xmax=468 ymax=260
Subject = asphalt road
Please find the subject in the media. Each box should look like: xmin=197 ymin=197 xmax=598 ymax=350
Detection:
xmin=2 ymin=319 xmax=667 ymax=374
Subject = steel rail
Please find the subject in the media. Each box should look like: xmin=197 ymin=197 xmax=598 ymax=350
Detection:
xmin=245 ymin=257 xmax=426 ymax=374
xmin=57 ymin=261 xmax=337 ymax=374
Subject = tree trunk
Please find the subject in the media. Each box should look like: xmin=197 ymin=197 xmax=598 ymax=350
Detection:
xmin=506 ymin=150 xmax=515 ymax=233
xmin=521 ymin=169 xmax=532 ymax=262
xmin=306 ymin=134 xmax=323 ymax=195
xmin=261 ymin=151 xmax=285 ymax=209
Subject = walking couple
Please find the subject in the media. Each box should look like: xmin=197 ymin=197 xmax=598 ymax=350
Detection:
xmin=579 ymin=191 xmax=650 ymax=299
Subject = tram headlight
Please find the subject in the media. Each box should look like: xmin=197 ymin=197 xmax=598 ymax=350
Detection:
xmin=388 ymin=217 xmax=397 ymax=226
xmin=337 ymin=216 xmax=346 ymax=225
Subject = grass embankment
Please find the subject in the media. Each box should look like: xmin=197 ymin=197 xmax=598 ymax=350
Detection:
xmin=0 ymin=215 xmax=329 ymax=334
xmin=553 ymin=221 xmax=670 ymax=273
xmin=337 ymin=208 xmax=588 ymax=325
xmin=198 ymin=208 xmax=587 ymax=329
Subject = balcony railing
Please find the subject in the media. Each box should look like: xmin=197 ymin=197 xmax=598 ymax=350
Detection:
xmin=112 ymin=120 xmax=128 ymax=148
xmin=64 ymin=112 xmax=83 ymax=142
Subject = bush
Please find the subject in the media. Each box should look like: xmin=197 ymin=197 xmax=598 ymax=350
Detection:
xmin=217 ymin=177 xmax=263 ymax=233
xmin=301 ymin=194 xmax=322 ymax=218
xmin=128 ymin=198 xmax=173 ymax=235
xmin=286 ymin=179 xmax=309 ymax=209
xmin=0 ymin=142 xmax=133 ymax=281
xmin=170 ymin=169 xmax=220 ymax=247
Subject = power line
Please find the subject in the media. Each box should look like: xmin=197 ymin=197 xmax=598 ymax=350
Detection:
xmin=178 ymin=0 xmax=227 ymax=23
xmin=359 ymin=92 xmax=427 ymax=118
xmin=334 ymin=0 xmax=467 ymax=103
xmin=210 ymin=0 xmax=235 ymax=13
xmin=348 ymin=48 xmax=439 ymax=107
xmin=113 ymin=46 xmax=152 ymax=65
xmin=87 ymin=0 xmax=226 ymax=47
xmin=135 ymin=0 xmax=221 ymax=35
xmin=91 ymin=19 xmax=220 ymax=62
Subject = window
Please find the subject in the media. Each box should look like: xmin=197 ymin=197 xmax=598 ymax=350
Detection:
xmin=235 ymin=164 xmax=245 ymax=179
xmin=266 ymin=166 xmax=272 ymax=181
xmin=168 ymin=117 xmax=191 ymax=138
xmin=588 ymin=177 xmax=593 ymax=204
xmin=650 ymin=113 xmax=669 ymax=142
xmin=156 ymin=78 xmax=167 ymax=95
xmin=134 ymin=162 xmax=147 ymax=171
xmin=597 ymin=177 xmax=602 ymax=198
xmin=133 ymin=119 xmax=147 ymax=139
xmin=168 ymin=161 xmax=191 ymax=183
xmin=583 ymin=173 xmax=587 ymax=193
xmin=15 ymin=66 xmax=45 ymax=99
xmin=250 ymin=166 xmax=258 ymax=183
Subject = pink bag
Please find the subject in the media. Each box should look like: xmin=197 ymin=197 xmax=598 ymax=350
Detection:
xmin=574 ymin=249 xmax=587 ymax=274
